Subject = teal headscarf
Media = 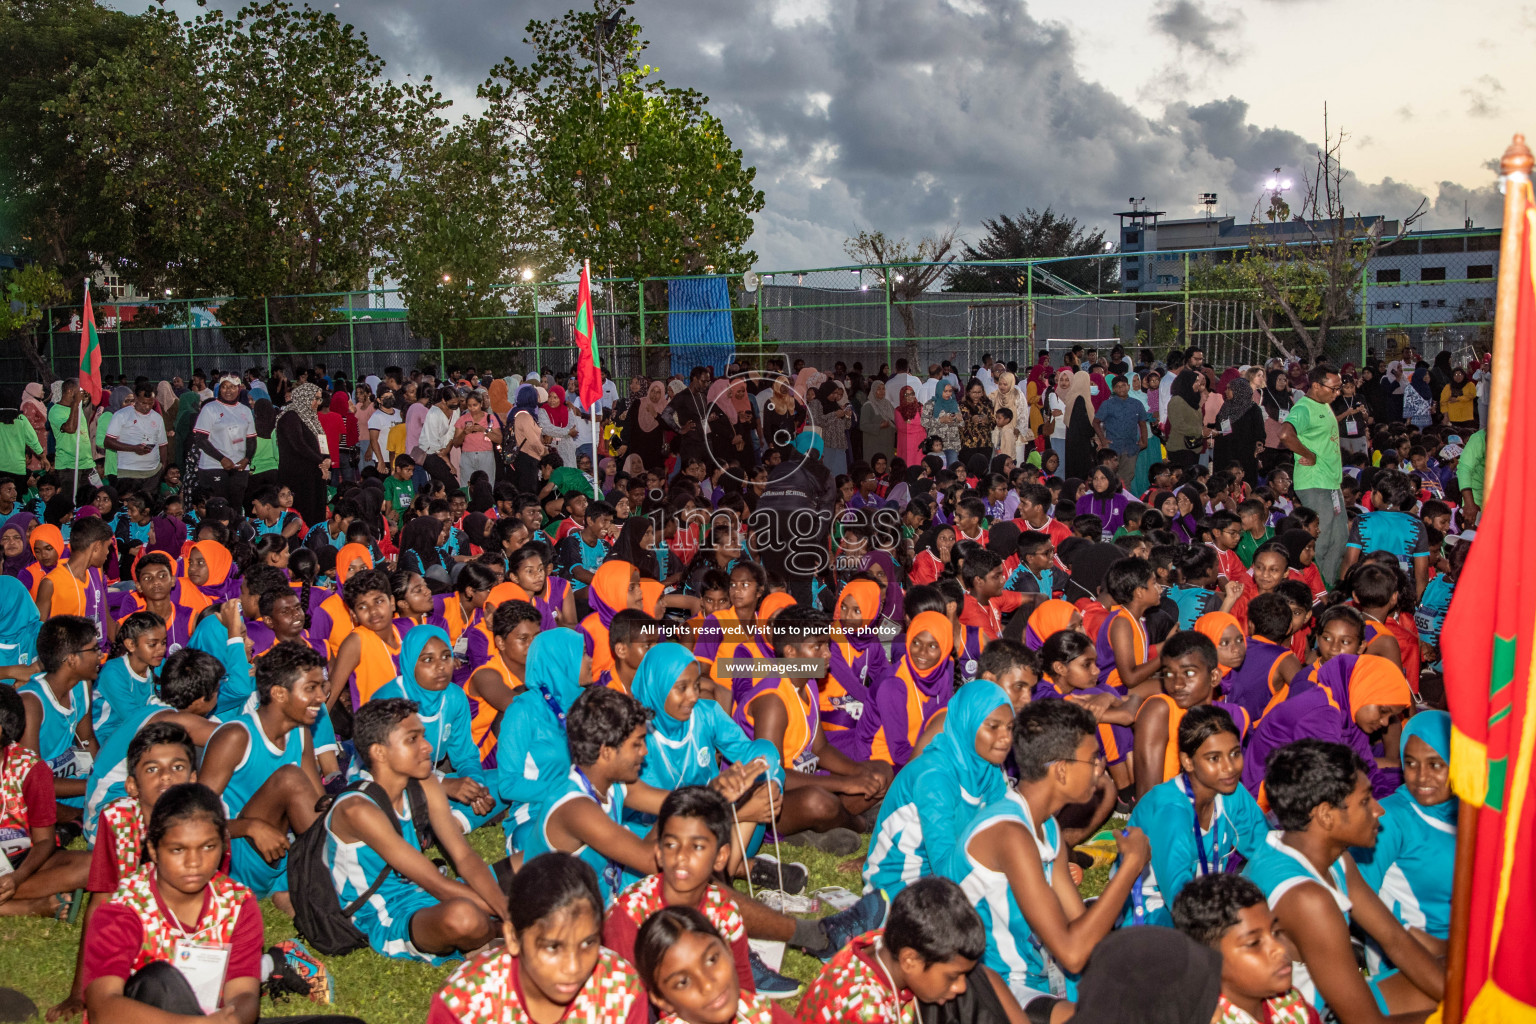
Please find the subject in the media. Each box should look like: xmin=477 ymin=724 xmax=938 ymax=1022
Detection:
xmin=930 ymin=681 xmax=1011 ymax=804
xmin=0 ymin=576 xmax=41 ymax=667
xmin=526 ymin=627 xmax=587 ymax=713
xmin=398 ymin=625 xmax=451 ymax=717
xmin=634 ymin=643 xmax=700 ymax=742
xmin=1400 ymin=710 xmax=1456 ymax=823
xmin=932 ymin=382 xmax=960 ymax=417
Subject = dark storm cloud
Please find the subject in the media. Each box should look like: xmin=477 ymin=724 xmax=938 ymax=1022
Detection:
xmin=140 ymin=0 xmax=1487 ymax=268
xmin=1149 ymin=0 xmax=1241 ymax=65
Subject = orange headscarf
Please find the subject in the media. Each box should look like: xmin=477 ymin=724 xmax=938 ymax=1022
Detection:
xmin=588 ymin=560 xmax=637 ymax=627
xmin=486 ymin=581 xmax=531 ymax=612
xmin=1193 ymin=611 xmax=1243 ymax=678
xmin=1346 ymin=654 xmax=1412 ymax=720
xmin=639 ymin=580 xmax=665 ymax=618
xmin=28 ymin=524 xmax=65 ymax=561
xmin=335 ymin=543 xmax=374 ymax=584
xmin=1025 ymin=599 xmax=1081 ymax=647
xmin=191 ymin=540 xmax=233 ymax=586
xmin=906 ymin=611 xmax=955 ymax=663
xmin=757 ymin=592 xmax=797 ymax=623
xmin=836 ymin=580 xmax=882 ymax=629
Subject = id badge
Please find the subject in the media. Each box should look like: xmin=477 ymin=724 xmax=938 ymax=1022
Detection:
xmin=451 ymin=634 xmax=469 ymax=659
xmin=172 ymin=939 xmax=231 ymax=1014
xmin=1331 ymin=491 xmax=1344 ymax=516
xmin=1345 ymin=419 xmax=1359 ymax=437
xmin=1220 ymin=418 xmax=1232 ymax=436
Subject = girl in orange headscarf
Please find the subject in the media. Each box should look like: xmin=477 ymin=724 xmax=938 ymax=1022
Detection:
xmin=310 ymin=543 xmax=374 ymax=659
xmin=579 ymin=560 xmax=641 ymax=680
xmin=1021 ymin=598 xmax=1084 ymax=651
xmin=867 ymin=611 xmax=954 ymax=767
xmin=1192 ymin=611 xmax=1246 ymax=682
xmin=24 ymin=524 xmax=65 ymax=596
xmin=184 ymin=540 xmax=238 ymax=602
xmin=822 ymin=580 xmax=890 ymax=759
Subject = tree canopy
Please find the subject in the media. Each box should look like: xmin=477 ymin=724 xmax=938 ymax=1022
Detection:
xmin=945 ymin=208 xmax=1113 ymax=294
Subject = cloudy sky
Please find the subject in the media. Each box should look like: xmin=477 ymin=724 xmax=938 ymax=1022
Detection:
xmin=122 ymin=0 xmax=1535 ymax=271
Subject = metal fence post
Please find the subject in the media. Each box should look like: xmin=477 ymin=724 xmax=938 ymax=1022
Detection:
xmin=1026 ymin=263 xmax=1034 ymax=351
xmin=883 ymin=267 xmax=893 ymax=370
xmin=754 ymin=275 xmax=763 ymax=369
xmin=263 ymin=296 xmax=272 ymax=375
xmin=1183 ymin=252 xmax=1191 ymax=347
xmin=348 ymin=303 xmax=357 ymax=382
xmin=438 ymin=333 xmax=445 ymax=378
xmin=533 ymin=284 xmax=542 ymax=373
xmin=1360 ymin=261 xmax=1369 ymax=366
xmin=637 ymin=280 xmax=647 ymax=378
xmin=186 ymin=301 xmax=194 ymax=380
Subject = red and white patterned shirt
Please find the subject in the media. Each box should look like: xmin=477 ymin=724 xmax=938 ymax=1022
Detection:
xmin=797 ymin=930 xmax=918 ymax=1024
xmin=87 ymin=798 xmax=146 ymax=893
xmin=428 ymin=946 xmax=646 ymax=1024
xmin=603 ymin=874 xmax=755 ymax=994
xmin=0 ymin=745 xmax=54 ymax=843
xmin=663 ymin=993 xmax=791 ymax=1024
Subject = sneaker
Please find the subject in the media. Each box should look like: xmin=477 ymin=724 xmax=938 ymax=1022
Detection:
xmin=750 ymin=854 xmax=808 ymax=895
xmin=816 ymin=889 xmax=888 ymax=962
xmin=757 ymin=889 xmax=820 ymax=913
xmin=782 ymin=827 xmax=861 ymax=855
xmin=262 ymin=940 xmax=333 ymax=1004
xmin=748 ymin=950 xmax=801 ymax=1000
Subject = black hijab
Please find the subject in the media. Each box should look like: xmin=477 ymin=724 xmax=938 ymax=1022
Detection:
xmin=1070 ymin=927 xmax=1222 ymax=1024
xmin=1170 ymin=369 xmax=1202 ymax=410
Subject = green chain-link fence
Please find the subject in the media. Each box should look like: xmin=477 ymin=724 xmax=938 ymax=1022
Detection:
xmin=5 ymin=233 xmax=1499 ymax=389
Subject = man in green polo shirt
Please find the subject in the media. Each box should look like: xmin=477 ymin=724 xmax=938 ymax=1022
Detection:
xmin=47 ymin=377 xmax=97 ymax=500
xmin=1280 ymin=361 xmax=1346 ymax=585
xmin=0 ymin=385 xmax=46 ymax=491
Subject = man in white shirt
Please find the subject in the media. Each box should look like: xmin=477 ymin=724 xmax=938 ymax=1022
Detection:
xmin=976 ymin=353 xmax=997 ymax=395
xmin=105 ymin=382 xmax=169 ymax=494
xmin=366 ymin=391 xmax=404 ymax=473
xmin=886 ymin=358 xmax=921 ymax=403
xmin=192 ymin=374 xmax=256 ymax=508
xmin=416 ymin=385 xmax=460 ymax=489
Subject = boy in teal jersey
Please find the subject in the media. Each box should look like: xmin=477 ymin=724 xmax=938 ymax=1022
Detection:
xmin=1242 ymin=739 xmax=1442 ymax=1023
xmin=197 ymin=641 xmax=328 ymax=911
xmin=18 ymin=615 xmax=101 ymax=811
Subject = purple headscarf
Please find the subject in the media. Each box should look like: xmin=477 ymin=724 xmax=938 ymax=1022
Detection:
xmin=1 ymin=513 xmax=36 ymax=577
xmin=148 ymin=515 xmax=186 ymax=556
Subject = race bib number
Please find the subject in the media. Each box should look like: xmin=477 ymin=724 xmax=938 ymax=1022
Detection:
xmin=172 ymin=940 xmax=231 ymax=1014
xmin=792 ymin=749 xmax=819 ymax=774
xmin=0 ymin=827 xmax=31 ymax=859
xmin=47 ymin=746 xmax=93 ymax=781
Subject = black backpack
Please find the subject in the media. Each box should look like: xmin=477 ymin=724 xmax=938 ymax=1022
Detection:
xmin=288 ymin=778 xmax=435 ymax=956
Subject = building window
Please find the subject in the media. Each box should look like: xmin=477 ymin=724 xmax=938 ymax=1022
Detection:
xmin=1124 ymin=231 xmax=1139 ymax=244
xmin=1375 ymin=301 xmax=1386 ymax=310
xmin=1420 ymin=300 xmax=1432 ymax=308
xmin=1421 ymin=266 xmax=1446 ymax=282
xmin=1376 ymin=268 xmax=1401 ymax=283
xmin=1436 ymin=299 xmax=1446 ymax=308
xmin=1126 ymin=268 xmax=1139 ymax=281
xmin=1469 ymin=264 xmax=1494 ymax=280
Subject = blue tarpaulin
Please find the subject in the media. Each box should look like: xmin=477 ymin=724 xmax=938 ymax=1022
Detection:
xmin=666 ymin=276 xmax=734 ymax=375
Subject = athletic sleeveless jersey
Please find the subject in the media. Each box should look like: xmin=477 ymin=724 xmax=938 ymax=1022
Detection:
xmin=691 ymin=608 xmax=744 ymax=683
xmin=17 ymin=674 xmax=91 ymax=803
xmin=102 ymin=865 xmax=250 ymax=977
xmin=524 ymin=766 xmax=629 ymax=904
xmin=91 ymin=657 xmax=156 ymax=748
xmin=951 ymin=789 xmax=1072 ymax=998
xmin=249 ymin=629 xmax=325 ymax=661
xmin=1139 ymin=694 xmax=1252 ymax=787
xmin=532 ymin=576 xmax=570 ymax=632
xmin=0 ymin=745 xmax=44 ymax=844
xmin=312 ymin=592 xmax=354 ymax=659
xmin=1226 ymin=635 xmax=1291 ymax=725
xmin=433 ymin=946 xmax=643 ymax=1024
xmin=83 ymin=701 xmax=174 ymax=844
xmin=733 ymin=675 xmax=820 ymax=774
xmin=349 ymin=626 xmax=402 ymax=705
xmin=209 ymin=707 xmax=306 ymax=818
xmin=466 ymin=654 xmax=519 ymax=766
xmin=322 ymin=787 xmax=436 ymax=960
xmin=1031 ymin=678 xmax=1133 ymax=766
xmin=866 ymin=665 xmax=946 ymax=768
xmin=44 ymin=564 xmax=110 ymax=646
xmin=1351 ymin=789 xmax=1455 ymax=940
xmin=820 ymin=636 xmax=877 ymax=756
xmin=22 ymin=561 xmax=46 ymax=596
xmin=1128 ymin=773 xmax=1270 ymax=926
xmin=1093 ymin=605 xmax=1146 ymax=691
xmin=1245 ymin=832 xmax=1352 ymax=1013
xmin=956 ymin=624 xmax=987 ymax=684
xmin=370 ymin=675 xmax=485 ymax=785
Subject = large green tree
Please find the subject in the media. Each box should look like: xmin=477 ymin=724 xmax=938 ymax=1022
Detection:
xmin=394 ymin=117 xmax=564 ymax=356
xmin=945 ymin=207 xmax=1113 ymax=294
xmin=0 ymin=0 xmax=137 ymax=277
xmin=59 ymin=0 xmax=448 ymax=351
xmin=480 ymin=0 xmax=763 ymax=283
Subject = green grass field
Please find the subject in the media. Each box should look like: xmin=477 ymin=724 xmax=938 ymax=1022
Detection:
xmin=0 ymin=824 xmax=1121 ymax=1023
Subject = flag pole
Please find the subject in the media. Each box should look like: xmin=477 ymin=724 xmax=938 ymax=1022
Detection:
xmin=587 ymin=259 xmax=601 ymax=497
xmin=1442 ymin=131 xmax=1532 ymax=1024
xmin=73 ymin=276 xmax=89 ymax=507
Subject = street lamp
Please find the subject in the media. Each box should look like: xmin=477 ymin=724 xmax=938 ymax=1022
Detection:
xmin=521 ymin=268 xmax=535 ymax=281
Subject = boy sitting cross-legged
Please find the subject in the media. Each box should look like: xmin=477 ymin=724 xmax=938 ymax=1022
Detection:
xmin=1174 ymin=873 xmax=1323 ymax=1024
xmin=320 ymin=697 xmax=509 ymax=964
xmin=198 ymin=641 xmax=328 ymax=915
xmin=0 ymin=685 xmax=89 ymax=918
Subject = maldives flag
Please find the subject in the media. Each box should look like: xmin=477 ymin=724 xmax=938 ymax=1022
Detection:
xmin=575 ymin=260 xmax=603 ymax=408
xmin=1440 ymin=174 xmax=1536 ymax=1024
xmin=78 ymin=280 xmax=103 ymax=405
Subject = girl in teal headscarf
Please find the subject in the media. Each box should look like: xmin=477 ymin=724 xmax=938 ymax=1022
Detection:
xmin=496 ymin=627 xmax=589 ymax=856
xmin=862 ymin=681 xmax=1013 ymax=899
xmin=372 ymin=625 xmax=500 ymax=832
xmin=626 ymin=643 xmax=783 ymax=875
xmin=1352 ymin=710 xmax=1456 ymax=945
